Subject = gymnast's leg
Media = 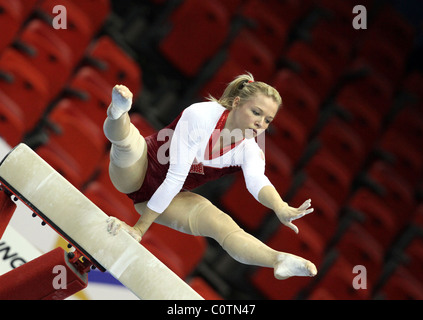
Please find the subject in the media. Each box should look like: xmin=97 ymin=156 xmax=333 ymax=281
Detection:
xmin=103 ymin=85 xmax=148 ymax=194
xmin=137 ymin=192 xmax=317 ymax=280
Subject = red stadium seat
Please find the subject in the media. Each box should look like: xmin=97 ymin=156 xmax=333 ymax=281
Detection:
xmin=315 ymin=0 xmax=365 ymax=43
xmin=87 ymin=36 xmax=142 ymax=98
xmin=376 ymin=266 xmax=423 ymax=300
xmin=0 ymin=91 xmax=25 ymax=147
xmin=402 ymin=71 xmax=423 ymax=101
xmin=0 ymin=0 xmax=23 ymax=53
xmin=0 ymin=48 xmax=50 ymax=131
xmin=271 ymin=70 xmax=320 ymax=135
xmin=17 ymin=19 xmax=74 ymax=99
xmin=71 ymin=0 xmax=111 ymax=33
xmin=265 ymin=0 xmax=314 ymax=27
xmin=36 ymin=101 xmax=105 ymax=188
xmin=67 ymin=67 xmax=114 ymax=134
xmin=147 ymin=0 xmax=168 ymax=4
xmin=335 ymin=223 xmax=384 ymax=289
xmin=37 ymin=0 xmax=94 ymax=65
xmin=241 ymin=0 xmax=289 ymax=60
xmin=35 ymin=146 xmax=83 ymax=189
xmin=412 ymin=204 xmax=423 ymax=230
xmin=54 ymin=95 xmax=106 ymax=148
xmin=307 ymin=20 xmax=353 ymax=78
xmin=159 ymin=0 xmax=230 ymax=77
xmin=338 ymin=72 xmax=394 ymax=117
xmin=201 ymin=30 xmax=276 ymax=97
xmin=335 ymin=90 xmax=381 ymax=152
xmin=307 ymin=287 xmax=336 ymax=300
xmin=303 ymin=149 xmax=352 ymax=206
xmin=267 ymin=110 xmax=308 ymax=165
xmin=347 ymin=188 xmax=399 ymax=248
xmin=377 ymin=130 xmax=423 ymax=188
xmin=290 ymin=178 xmax=339 ymax=246
xmin=285 ymin=41 xmax=336 ymax=101
xmin=368 ymin=5 xmax=415 ymax=59
xmin=317 ymin=117 xmax=366 ymax=176
xmin=17 ymin=0 xmax=39 ymax=19
xmin=309 ymin=256 xmax=370 ymax=300
xmin=214 ymin=0 xmax=243 ymax=17
xmin=227 ymin=30 xmax=275 ymax=82
xmin=354 ymin=37 xmax=405 ymax=88
xmin=364 ymin=161 xmax=416 ymax=226
xmin=388 ymin=106 xmax=423 ymax=148
xmin=403 ymin=237 xmax=423 ymax=285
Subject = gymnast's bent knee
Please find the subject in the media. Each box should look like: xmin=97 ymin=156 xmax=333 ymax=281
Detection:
xmin=188 ymin=199 xmax=243 ymax=245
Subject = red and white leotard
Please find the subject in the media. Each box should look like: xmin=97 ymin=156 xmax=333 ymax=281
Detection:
xmin=127 ymin=101 xmax=273 ymax=213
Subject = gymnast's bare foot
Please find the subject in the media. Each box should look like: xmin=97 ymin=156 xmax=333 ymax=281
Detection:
xmin=108 ymin=84 xmax=133 ymax=120
xmin=274 ymin=253 xmax=317 ymax=280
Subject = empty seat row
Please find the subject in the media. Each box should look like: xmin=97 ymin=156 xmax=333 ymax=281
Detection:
xmin=0 ymin=0 xmax=117 ymax=139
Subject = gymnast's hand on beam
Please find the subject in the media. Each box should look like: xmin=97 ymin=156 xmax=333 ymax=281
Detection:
xmin=275 ymin=199 xmax=314 ymax=234
xmin=106 ymin=217 xmax=142 ymax=242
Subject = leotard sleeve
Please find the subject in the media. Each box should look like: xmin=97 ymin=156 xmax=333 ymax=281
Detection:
xmin=239 ymin=140 xmax=273 ymax=201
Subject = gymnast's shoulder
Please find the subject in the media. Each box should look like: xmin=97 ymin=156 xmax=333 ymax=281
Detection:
xmin=182 ymin=100 xmax=226 ymax=121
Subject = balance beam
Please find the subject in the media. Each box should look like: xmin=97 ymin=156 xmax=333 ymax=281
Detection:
xmin=0 ymin=143 xmax=203 ymax=300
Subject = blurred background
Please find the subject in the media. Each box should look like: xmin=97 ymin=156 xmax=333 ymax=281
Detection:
xmin=0 ymin=0 xmax=422 ymax=300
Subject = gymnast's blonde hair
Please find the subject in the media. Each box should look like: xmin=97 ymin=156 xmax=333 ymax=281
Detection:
xmin=207 ymin=72 xmax=282 ymax=110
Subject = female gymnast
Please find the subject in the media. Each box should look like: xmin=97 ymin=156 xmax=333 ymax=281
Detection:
xmin=104 ymin=73 xmax=317 ymax=280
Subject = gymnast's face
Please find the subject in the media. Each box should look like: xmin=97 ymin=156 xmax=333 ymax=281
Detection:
xmin=226 ymin=94 xmax=278 ymax=139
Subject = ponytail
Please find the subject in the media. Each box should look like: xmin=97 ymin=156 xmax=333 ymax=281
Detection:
xmin=207 ymin=72 xmax=282 ymax=110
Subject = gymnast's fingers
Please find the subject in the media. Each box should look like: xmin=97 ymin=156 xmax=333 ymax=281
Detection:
xmin=295 ymin=207 xmax=314 ymax=219
xmin=297 ymin=199 xmax=311 ymax=211
xmin=291 ymin=199 xmax=314 ymax=220
xmin=286 ymin=221 xmax=299 ymax=234
xmin=106 ymin=217 xmax=122 ymax=235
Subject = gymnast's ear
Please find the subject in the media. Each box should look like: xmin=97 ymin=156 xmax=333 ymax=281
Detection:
xmin=232 ymin=96 xmax=241 ymax=109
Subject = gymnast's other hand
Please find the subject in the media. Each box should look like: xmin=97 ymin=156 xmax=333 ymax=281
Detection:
xmin=106 ymin=217 xmax=142 ymax=242
xmin=275 ymin=199 xmax=314 ymax=234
